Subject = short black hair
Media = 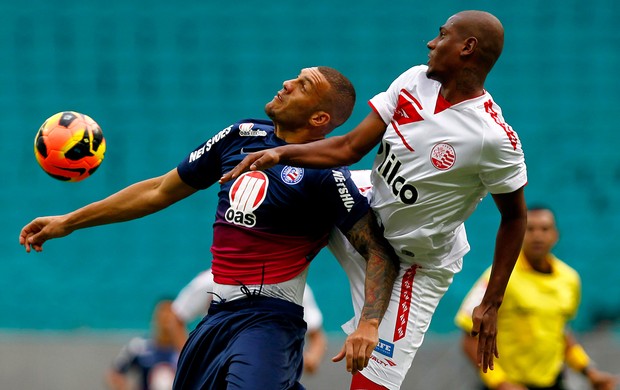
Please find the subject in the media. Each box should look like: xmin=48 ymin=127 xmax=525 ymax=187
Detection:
xmin=317 ymin=66 xmax=356 ymax=128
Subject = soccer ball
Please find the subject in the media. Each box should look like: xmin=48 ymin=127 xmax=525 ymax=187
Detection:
xmin=34 ymin=111 xmax=106 ymax=182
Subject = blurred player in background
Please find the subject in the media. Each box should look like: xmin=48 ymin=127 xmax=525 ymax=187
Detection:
xmin=221 ymin=10 xmax=527 ymax=390
xmin=171 ymin=268 xmax=327 ymax=374
xmin=19 ymin=66 xmax=398 ymax=389
xmin=455 ymin=206 xmax=618 ymax=390
xmin=105 ymin=299 xmax=186 ymax=390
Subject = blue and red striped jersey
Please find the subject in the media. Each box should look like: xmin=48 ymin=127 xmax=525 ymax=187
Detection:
xmin=177 ymin=119 xmax=369 ymax=285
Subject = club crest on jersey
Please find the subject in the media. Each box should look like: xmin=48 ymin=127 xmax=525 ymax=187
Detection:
xmin=281 ymin=166 xmax=304 ymax=185
xmin=430 ymin=143 xmax=456 ymax=170
xmin=238 ymin=122 xmax=267 ymax=137
xmin=226 ymin=171 xmax=269 ymax=227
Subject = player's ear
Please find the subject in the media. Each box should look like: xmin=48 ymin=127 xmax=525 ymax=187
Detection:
xmin=462 ymin=37 xmax=477 ymax=56
xmin=309 ymin=111 xmax=331 ymax=127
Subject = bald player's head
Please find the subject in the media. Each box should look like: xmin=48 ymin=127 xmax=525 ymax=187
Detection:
xmin=449 ymin=10 xmax=504 ymax=72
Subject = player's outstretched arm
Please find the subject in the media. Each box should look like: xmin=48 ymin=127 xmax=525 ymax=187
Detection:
xmin=220 ymin=111 xmax=387 ymax=184
xmin=332 ymin=210 xmax=399 ymax=375
xmin=471 ymin=186 xmax=527 ymax=373
xmin=564 ymin=332 xmax=619 ymax=390
xmin=19 ymin=168 xmax=197 ymax=253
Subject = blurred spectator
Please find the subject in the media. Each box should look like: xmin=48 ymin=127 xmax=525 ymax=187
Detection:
xmin=172 ymin=269 xmax=327 ymax=374
xmin=455 ymin=206 xmax=618 ymax=390
xmin=105 ymin=299 xmax=186 ymax=390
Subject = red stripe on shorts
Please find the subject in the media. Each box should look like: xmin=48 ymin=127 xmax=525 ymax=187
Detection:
xmin=393 ymin=265 xmax=418 ymax=342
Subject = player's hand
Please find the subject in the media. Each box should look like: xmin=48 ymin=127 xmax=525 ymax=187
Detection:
xmin=586 ymin=367 xmax=619 ymax=390
xmin=470 ymin=303 xmax=499 ymax=373
xmin=303 ymin=351 xmax=320 ymax=375
xmin=19 ymin=216 xmax=68 ymax=253
xmin=219 ymin=149 xmax=280 ymax=184
xmin=332 ymin=319 xmax=378 ymax=375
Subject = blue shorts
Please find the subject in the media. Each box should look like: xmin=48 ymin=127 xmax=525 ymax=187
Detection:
xmin=173 ymin=296 xmax=307 ymax=390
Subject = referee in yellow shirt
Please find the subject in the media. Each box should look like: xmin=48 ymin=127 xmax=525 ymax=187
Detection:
xmin=455 ymin=206 xmax=618 ymax=390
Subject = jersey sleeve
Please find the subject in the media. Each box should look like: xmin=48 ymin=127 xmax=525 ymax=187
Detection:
xmin=478 ymin=103 xmax=528 ymax=194
xmin=454 ymin=269 xmax=492 ymax=333
xmin=110 ymin=337 xmax=145 ymax=373
xmin=172 ymin=269 xmax=215 ymax=323
xmin=320 ymin=167 xmax=371 ymax=235
xmin=176 ymin=124 xmax=236 ymax=189
xmin=302 ymin=284 xmax=323 ymax=331
xmin=368 ymin=66 xmax=427 ymax=125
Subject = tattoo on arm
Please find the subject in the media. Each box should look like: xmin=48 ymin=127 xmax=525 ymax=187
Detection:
xmin=346 ymin=211 xmax=399 ymax=322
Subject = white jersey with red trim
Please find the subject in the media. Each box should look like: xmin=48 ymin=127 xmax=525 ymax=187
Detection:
xmin=368 ymin=65 xmax=527 ymax=269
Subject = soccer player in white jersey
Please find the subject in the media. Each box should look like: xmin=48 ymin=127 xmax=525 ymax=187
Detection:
xmin=171 ymin=269 xmax=328 ymax=374
xmin=222 ymin=10 xmax=528 ymax=390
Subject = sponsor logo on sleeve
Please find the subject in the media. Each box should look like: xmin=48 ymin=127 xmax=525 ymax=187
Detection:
xmin=189 ymin=125 xmax=233 ymax=162
xmin=331 ymin=170 xmax=355 ymax=212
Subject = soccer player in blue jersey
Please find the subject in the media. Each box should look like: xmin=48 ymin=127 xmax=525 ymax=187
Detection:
xmin=105 ymin=299 xmax=186 ymax=390
xmin=19 ymin=66 xmax=399 ymax=389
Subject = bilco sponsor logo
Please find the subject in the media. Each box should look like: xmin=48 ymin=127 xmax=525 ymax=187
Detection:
xmin=226 ymin=171 xmax=269 ymax=227
xmin=189 ymin=125 xmax=233 ymax=163
xmin=376 ymin=141 xmax=418 ymax=205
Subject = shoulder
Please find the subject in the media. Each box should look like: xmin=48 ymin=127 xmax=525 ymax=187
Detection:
xmin=471 ymin=95 xmax=524 ymax=153
xmin=308 ymin=165 xmax=350 ymax=183
xmin=551 ymin=257 xmax=581 ymax=283
xmin=400 ymin=64 xmax=429 ymax=78
xmin=315 ymin=167 xmax=368 ymax=193
xmin=474 ymin=96 xmax=516 ymax=137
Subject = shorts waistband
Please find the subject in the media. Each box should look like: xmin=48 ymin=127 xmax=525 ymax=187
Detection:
xmin=209 ymin=295 xmax=304 ymax=317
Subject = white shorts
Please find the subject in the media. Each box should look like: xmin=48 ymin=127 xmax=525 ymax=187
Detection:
xmin=330 ymin=231 xmax=461 ymax=390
